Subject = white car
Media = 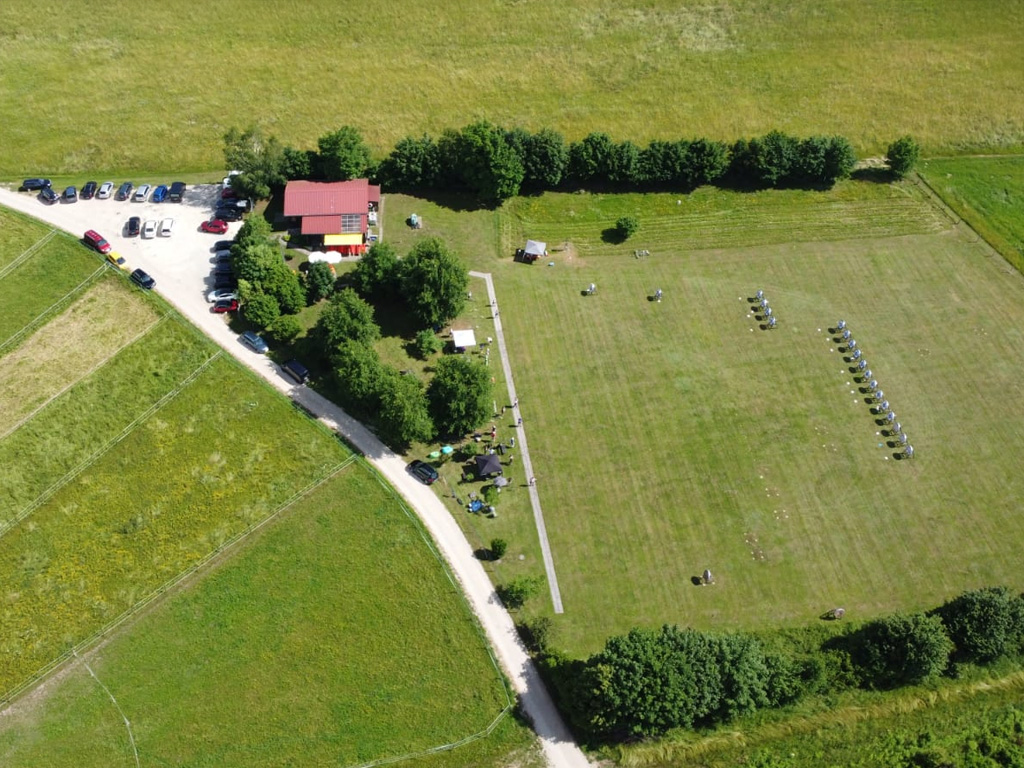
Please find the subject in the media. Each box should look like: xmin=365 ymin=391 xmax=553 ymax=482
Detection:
xmin=142 ymin=220 xmax=157 ymax=238
xmin=222 ymin=170 xmax=241 ymax=190
xmin=158 ymin=218 xmax=174 ymax=237
xmin=97 ymin=181 xmax=114 ymax=199
xmin=133 ymin=184 xmax=151 ymax=202
xmin=207 ymin=288 xmax=238 ymax=303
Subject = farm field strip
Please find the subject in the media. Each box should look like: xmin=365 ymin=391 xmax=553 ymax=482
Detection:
xmin=0 ymin=228 xmax=56 ymax=280
xmin=0 ymin=464 xmax=535 ymax=768
xmin=0 ymin=262 xmax=106 ymax=353
xmin=0 ymin=281 xmax=166 ymax=436
xmin=0 ymin=355 xmax=352 ymax=693
xmin=0 ymin=350 xmax=222 ymax=538
xmin=0 ymin=317 xmax=218 ymax=523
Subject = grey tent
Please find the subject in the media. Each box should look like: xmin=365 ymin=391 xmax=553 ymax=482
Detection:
xmin=524 ymin=240 xmax=547 ymax=258
xmin=493 ymin=476 xmax=510 ymax=488
xmin=474 ymin=454 xmax=503 ymax=477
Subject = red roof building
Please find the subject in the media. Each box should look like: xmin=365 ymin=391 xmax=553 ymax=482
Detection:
xmin=283 ymin=180 xmax=381 ymax=248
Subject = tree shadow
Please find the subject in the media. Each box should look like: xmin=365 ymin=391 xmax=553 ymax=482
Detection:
xmin=851 ymin=167 xmax=895 ymax=184
xmin=601 ymin=227 xmax=627 ymax=244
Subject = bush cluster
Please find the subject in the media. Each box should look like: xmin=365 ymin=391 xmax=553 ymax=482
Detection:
xmin=540 ymin=586 xmax=1024 ymax=744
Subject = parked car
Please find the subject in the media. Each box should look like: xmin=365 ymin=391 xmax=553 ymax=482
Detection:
xmin=62 ymin=186 xmax=77 ymax=202
xmin=106 ymin=251 xmax=128 ymax=270
xmin=168 ymin=181 xmax=186 ymax=202
xmin=219 ymin=198 xmax=252 ymax=212
xmin=83 ymin=230 xmax=112 ymax=254
xmin=39 ymin=187 xmax=59 ymax=204
xmin=214 ymin=207 xmax=244 ymax=222
xmin=281 ymin=359 xmax=310 ymax=385
xmin=213 ymin=250 xmax=232 ymax=263
xmin=207 ymin=288 xmax=238 ymax=303
xmin=133 ymin=184 xmax=151 ymax=202
xmin=142 ymin=220 xmax=157 ymax=238
xmin=152 ymin=184 xmax=168 ymax=203
xmin=130 ymin=268 xmax=156 ymax=290
xmin=116 ymin=182 xmax=133 ymax=201
xmin=222 ymin=171 xmax=241 ymax=191
xmin=213 ymin=275 xmax=238 ymax=290
xmin=81 ymin=181 xmax=97 ymax=199
xmin=126 ymin=216 xmax=141 ymax=237
xmin=212 ymin=298 xmax=239 ymax=314
xmin=97 ymin=181 xmax=114 ymax=199
xmin=20 ymin=178 xmax=51 ymax=191
xmin=158 ymin=218 xmax=174 ymax=237
xmin=240 ymin=330 xmax=269 ymax=354
xmin=213 ymin=263 xmax=235 ymax=276
xmin=220 ymin=186 xmax=238 ymax=200
xmin=407 ymin=459 xmax=439 ymax=485
xmin=200 ymin=219 xmax=229 ymax=234
xmin=212 ymin=239 xmax=235 ymax=251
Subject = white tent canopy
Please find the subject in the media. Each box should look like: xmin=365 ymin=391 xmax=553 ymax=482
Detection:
xmin=308 ymin=251 xmax=342 ymax=264
xmin=524 ymin=240 xmax=547 ymax=257
xmin=452 ymin=329 xmax=477 ymax=349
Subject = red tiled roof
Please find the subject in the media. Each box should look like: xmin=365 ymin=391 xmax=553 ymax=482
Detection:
xmin=284 ymin=179 xmax=380 ymax=217
xmin=301 ymin=215 xmax=343 ymax=235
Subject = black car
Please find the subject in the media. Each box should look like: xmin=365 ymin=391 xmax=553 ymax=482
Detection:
xmin=214 ymin=207 xmax=244 ymax=222
xmin=407 ymin=460 xmax=439 ymax=485
xmin=213 ymin=250 xmax=232 ymax=263
xmin=126 ymin=216 xmax=141 ymax=237
xmin=168 ymin=181 xmax=186 ymax=202
xmin=63 ymin=186 xmax=78 ymax=202
xmin=281 ymin=359 xmax=310 ymax=384
xmin=20 ymin=178 xmax=51 ymax=191
xmin=212 ymin=240 xmax=234 ymax=252
xmin=213 ymin=275 xmax=238 ymax=291
xmin=116 ymin=182 xmax=134 ymax=201
xmin=219 ymin=198 xmax=253 ymax=212
xmin=212 ymin=263 xmax=235 ymax=276
xmin=81 ymin=181 xmax=97 ymax=199
xmin=39 ymin=187 xmax=59 ymax=204
xmin=130 ymin=268 xmax=156 ymax=290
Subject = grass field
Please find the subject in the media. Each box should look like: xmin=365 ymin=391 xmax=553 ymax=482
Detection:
xmin=1 ymin=1 xmax=1022 ymax=176
xmin=0 ymin=464 xmax=539 ymax=768
xmin=383 ymin=178 xmax=1024 ymax=657
xmin=919 ymin=155 xmax=1024 ymax=274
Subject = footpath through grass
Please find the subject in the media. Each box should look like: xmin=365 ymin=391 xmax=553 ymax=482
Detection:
xmin=1 ymin=0 xmax=1022 ymax=175
xmin=0 ymin=464 xmax=539 ymax=768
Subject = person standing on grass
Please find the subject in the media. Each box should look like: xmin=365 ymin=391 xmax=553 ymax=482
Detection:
xmin=508 ymin=454 xmax=514 ymax=466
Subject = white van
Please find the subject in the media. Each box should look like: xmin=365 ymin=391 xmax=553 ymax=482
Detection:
xmin=158 ymin=218 xmax=175 ymax=237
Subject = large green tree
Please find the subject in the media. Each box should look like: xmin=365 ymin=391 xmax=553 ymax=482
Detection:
xmin=316 ymin=125 xmax=372 ymax=181
xmin=399 ymin=238 xmax=469 ymax=328
xmin=376 ymin=134 xmax=440 ymax=190
xmin=316 ymin=288 xmax=380 ymax=349
xmin=855 ymin=613 xmax=953 ymax=688
xmin=351 ymin=241 xmax=400 ymax=299
xmin=375 ymin=370 xmax=435 ymax=447
xmin=427 ymin=355 xmax=492 ymax=436
xmin=305 ymin=261 xmax=337 ymax=303
xmin=886 ymin=135 xmax=921 ymax=178
xmin=568 ymin=132 xmax=616 ymax=186
xmin=332 ymin=339 xmax=384 ymax=413
xmin=223 ymin=126 xmax=287 ymax=200
xmin=444 ymin=121 xmax=525 ymax=205
xmin=242 ymin=291 xmax=281 ymax=330
xmin=934 ymin=586 xmax=1024 ymax=664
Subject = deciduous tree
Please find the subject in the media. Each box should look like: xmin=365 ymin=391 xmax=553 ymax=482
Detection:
xmin=316 ymin=125 xmax=372 ymax=181
xmin=427 ymin=355 xmax=492 ymax=435
xmin=399 ymin=238 xmax=469 ymax=328
xmin=305 ymin=260 xmax=337 ymax=303
xmin=886 ymin=135 xmax=921 ymax=178
xmin=375 ymin=370 xmax=435 ymax=447
xmin=351 ymin=241 xmax=399 ymax=299
xmin=855 ymin=612 xmax=952 ymax=687
xmin=316 ymin=288 xmax=380 ymax=348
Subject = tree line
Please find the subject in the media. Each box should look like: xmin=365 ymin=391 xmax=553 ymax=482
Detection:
xmin=534 ymin=586 xmax=1024 ymax=744
xmin=224 ymin=124 xmax=921 ymax=207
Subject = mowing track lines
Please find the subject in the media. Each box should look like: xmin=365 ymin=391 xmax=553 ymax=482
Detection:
xmin=0 ymin=228 xmax=57 ymax=281
xmin=0 ymin=456 xmax=356 ymax=710
xmin=0 ymin=350 xmax=223 ymax=539
xmin=0 ymin=263 xmax=106 ymax=354
xmin=0 ymin=313 xmax=174 ymax=443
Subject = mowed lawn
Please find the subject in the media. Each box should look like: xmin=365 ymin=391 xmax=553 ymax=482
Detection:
xmin=486 ymin=181 xmax=1024 ymax=654
xmin=0 ymin=465 xmax=538 ymax=768
xmin=1 ymin=0 xmax=1022 ymax=176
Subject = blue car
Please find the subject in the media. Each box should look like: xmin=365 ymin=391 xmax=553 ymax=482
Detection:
xmin=152 ymin=184 xmax=168 ymax=203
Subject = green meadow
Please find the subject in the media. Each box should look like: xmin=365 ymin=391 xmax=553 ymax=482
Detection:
xmin=1 ymin=0 xmax=1022 ymax=176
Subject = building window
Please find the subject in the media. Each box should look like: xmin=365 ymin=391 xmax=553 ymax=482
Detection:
xmin=341 ymin=214 xmax=361 ymax=232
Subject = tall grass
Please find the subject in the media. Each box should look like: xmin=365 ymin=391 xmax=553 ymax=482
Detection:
xmin=1 ymin=0 xmax=1022 ymax=175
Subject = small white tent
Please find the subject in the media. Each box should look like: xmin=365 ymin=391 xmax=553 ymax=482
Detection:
xmin=452 ymin=329 xmax=477 ymax=350
xmin=524 ymin=240 xmax=547 ymax=257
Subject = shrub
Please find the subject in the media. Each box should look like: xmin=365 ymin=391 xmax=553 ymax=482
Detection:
xmin=615 ymin=215 xmax=639 ymax=240
xmin=854 ymin=612 xmax=952 ymax=688
xmin=267 ymin=314 xmax=302 ymax=344
xmin=489 ymin=538 xmax=508 ymax=560
xmin=886 ymin=135 xmax=921 ymax=178
xmin=497 ymin=577 xmax=541 ymax=610
xmin=414 ymin=328 xmax=441 ymax=359
xmin=933 ymin=586 xmax=1024 ymax=664
xmin=306 ymin=261 xmax=336 ymax=303
xmin=242 ymin=291 xmax=281 ymax=330
xmin=481 ymin=484 xmax=499 ymax=505
xmin=518 ymin=616 xmax=553 ymax=654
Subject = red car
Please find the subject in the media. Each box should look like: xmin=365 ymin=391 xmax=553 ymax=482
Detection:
xmin=83 ymin=229 xmax=112 ymax=254
xmin=201 ymin=219 xmax=229 ymax=234
xmin=212 ymin=298 xmax=239 ymax=313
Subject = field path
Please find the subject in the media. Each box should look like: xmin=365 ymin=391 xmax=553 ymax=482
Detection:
xmin=0 ymin=188 xmax=591 ymax=768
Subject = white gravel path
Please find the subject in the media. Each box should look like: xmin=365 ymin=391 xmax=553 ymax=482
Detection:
xmin=0 ymin=186 xmax=591 ymax=768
